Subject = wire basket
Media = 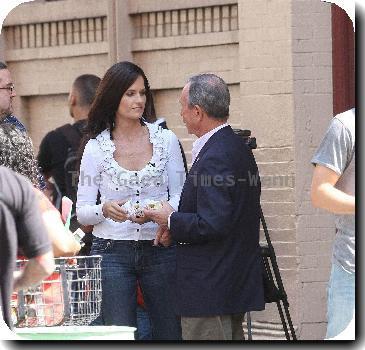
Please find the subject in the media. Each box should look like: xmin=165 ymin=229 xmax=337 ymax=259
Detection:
xmin=12 ymin=255 xmax=102 ymax=327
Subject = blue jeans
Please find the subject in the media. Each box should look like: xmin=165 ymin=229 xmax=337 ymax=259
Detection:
xmin=326 ymin=263 xmax=355 ymax=339
xmin=137 ymin=306 xmax=152 ymax=340
xmin=90 ymin=237 xmax=181 ymax=340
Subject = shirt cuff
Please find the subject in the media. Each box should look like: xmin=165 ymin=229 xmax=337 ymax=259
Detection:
xmin=96 ymin=203 xmax=106 ymax=221
xmin=167 ymin=212 xmax=174 ymax=229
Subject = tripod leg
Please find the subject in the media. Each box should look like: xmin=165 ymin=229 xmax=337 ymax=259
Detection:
xmin=276 ymin=300 xmax=291 ymax=340
xmin=260 ymin=207 xmax=297 ymax=340
xmin=246 ymin=312 xmax=252 ymax=340
xmin=282 ymin=302 xmax=297 ymax=340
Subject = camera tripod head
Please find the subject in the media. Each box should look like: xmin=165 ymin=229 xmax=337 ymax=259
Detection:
xmin=233 ymin=129 xmax=257 ymax=150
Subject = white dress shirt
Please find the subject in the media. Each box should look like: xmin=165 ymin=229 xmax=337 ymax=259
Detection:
xmin=191 ymin=123 xmax=229 ymax=164
xmin=76 ymin=123 xmax=186 ymax=240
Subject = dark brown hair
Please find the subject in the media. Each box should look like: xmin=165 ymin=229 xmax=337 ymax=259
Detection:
xmin=86 ymin=61 xmax=152 ymax=138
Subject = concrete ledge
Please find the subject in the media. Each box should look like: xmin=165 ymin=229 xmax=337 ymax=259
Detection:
xmin=4 ymin=0 xmax=108 ymax=26
xmin=5 ymin=42 xmax=109 ymax=62
xmin=129 ymin=0 xmax=237 ymax=14
xmin=132 ymin=30 xmax=238 ymax=51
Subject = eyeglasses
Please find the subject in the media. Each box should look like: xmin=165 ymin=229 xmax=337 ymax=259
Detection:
xmin=0 ymin=84 xmax=15 ymax=94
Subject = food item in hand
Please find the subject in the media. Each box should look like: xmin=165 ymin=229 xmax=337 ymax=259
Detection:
xmin=145 ymin=200 xmax=162 ymax=210
xmin=133 ymin=203 xmax=144 ymax=217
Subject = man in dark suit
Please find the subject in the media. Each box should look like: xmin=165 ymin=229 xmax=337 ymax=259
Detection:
xmin=144 ymin=73 xmax=265 ymax=340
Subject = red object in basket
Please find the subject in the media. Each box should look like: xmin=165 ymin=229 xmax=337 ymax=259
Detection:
xmin=12 ymin=268 xmax=65 ymax=327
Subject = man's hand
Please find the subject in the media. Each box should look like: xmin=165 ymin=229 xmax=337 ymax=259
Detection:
xmin=154 ymin=225 xmax=172 ymax=247
xmin=144 ymin=201 xmax=174 ymax=226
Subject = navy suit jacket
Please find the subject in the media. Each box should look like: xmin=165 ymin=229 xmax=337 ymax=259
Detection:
xmin=170 ymin=126 xmax=265 ymax=317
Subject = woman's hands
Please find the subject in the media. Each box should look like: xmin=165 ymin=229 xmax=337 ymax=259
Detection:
xmin=102 ymin=200 xmax=129 ymax=222
xmin=129 ymin=215 xmax=152 ymax=225
xmin=102 ymin=199 xmax=159 ymax=224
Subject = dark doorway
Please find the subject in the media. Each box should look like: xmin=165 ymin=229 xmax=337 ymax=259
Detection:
xmin=331 ymin=4 xmax=355 ymax=115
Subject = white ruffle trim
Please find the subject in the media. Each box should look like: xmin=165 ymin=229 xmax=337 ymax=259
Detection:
xmin=95 ymin=123 xmax=168 ymax=189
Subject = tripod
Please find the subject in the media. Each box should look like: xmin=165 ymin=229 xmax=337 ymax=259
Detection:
xmin=234 ymin=129 xmax=297 ymax=341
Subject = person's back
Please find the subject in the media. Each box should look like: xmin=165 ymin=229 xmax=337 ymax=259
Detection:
xmin=0 ymin=167 xmax=54 ymax=329
xmin=39 ymin=120 xmax=87 ymax=202
xmin=38 ymin=74 xmax=100 ymax=206
xmin=0 ymin=123 xmax=81 ymax=258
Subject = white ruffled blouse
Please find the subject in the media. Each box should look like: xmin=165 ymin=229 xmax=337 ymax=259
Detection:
xmin=76 ymin=123 xmax=186 ymax=240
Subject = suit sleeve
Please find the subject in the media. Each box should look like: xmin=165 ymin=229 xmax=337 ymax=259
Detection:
xmin=170 ymin=154 xmax=236 ymax=244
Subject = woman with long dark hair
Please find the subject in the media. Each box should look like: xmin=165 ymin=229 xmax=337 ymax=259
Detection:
xmin=76 ymin=61 xmax=185 ymax=339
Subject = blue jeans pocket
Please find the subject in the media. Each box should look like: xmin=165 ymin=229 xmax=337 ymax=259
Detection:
xmin=91 ymin=237 xmax=114 ymax=254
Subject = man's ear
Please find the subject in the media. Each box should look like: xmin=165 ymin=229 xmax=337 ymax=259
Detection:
xmin=69 ymin=93 xmax=76 ymax=106
xmin=193 ymin=105 xmax=204 ymax=121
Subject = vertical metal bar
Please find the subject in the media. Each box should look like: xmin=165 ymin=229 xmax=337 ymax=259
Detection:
xmin=246 ymin=312 xmax=252 ymax=340
xmin=60 ymin=263 xmax=71 ymax=323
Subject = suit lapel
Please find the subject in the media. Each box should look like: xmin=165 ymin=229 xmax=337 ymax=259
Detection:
xmin=190 ymin=125 xmax=232 ymax=170
xmin=178 ymin=126 xmax=232 ymax=210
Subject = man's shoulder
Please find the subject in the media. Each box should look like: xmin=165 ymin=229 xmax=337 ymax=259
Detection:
xmin=52 ymin=123 xmax=82 ymax=141
xmin=39 ymin=124 xmax=74 ymax=154
xmin=0 ymin=167 xmax=33 ymax=207
xmin=334 ymin=108 xmax=355 ymax=136
xmin=211 ymin=128 xmax=249 ymax=156
xmin=54 ymin=123 xmax=74 ymax=134
xmin=41 ymin=126 xmax=67 ymax=144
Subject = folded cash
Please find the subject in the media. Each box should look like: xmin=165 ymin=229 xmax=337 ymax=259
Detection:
xmin=121 ymin=199 xmax=163 ymax=218
xmin=145 ymin=200 xmax=162 ymax=210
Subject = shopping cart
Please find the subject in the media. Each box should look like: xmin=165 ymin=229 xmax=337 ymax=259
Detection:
xmin=12 ymin=255 xmax=102 ymax=328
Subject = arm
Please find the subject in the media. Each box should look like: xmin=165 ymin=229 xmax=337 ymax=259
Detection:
xmin=166 ymin=131 xmax=186 ymax=210
xmin=13 ymin=251 xmax=55 ymax=292
xmin=311 ymin=117 xmax=355 ymax=215
xmin=76 ymin=140 xmax=106 ymax=225
xmin=42 ymin=210 xmax=81 ymax=256
xmin=76 ymin=140 xmax=128 ymax=224
xmin=311 ymin=164 xmax=355 ymax=214
xmin=0 ymin=170 xmax=56 ymax=290
xmin=35 ymin=188 xmax=81 ymax=256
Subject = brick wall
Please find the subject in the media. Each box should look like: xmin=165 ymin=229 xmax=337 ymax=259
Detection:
xmin=292 ymin=0 xmax=335 ymax=340
xmin=238 ymin=0 xmax=297 ymax=327
xmin=2 ymin=0 xmax=109 ymax=151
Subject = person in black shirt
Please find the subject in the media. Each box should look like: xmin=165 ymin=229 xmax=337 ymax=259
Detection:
xmin=0 ymin=167 xmax=55 ymax=329
xmin=38 ymin=74 xmax=101 ymax=204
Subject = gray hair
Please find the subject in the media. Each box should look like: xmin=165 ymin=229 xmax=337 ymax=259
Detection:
xmin=187 ymin=73 xmax=230 ymax=120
